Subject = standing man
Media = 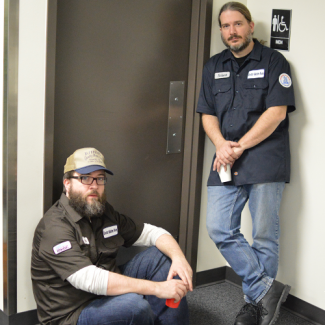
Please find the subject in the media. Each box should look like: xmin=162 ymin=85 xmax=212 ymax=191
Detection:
xmin=31 ymin=148 xmax=192 ymax=325
xmin=196 ymin=2 xmax=295 ymax=325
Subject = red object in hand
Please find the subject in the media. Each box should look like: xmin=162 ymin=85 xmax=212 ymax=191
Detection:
xmin=166 ymin=299 xmax=181 ymax=308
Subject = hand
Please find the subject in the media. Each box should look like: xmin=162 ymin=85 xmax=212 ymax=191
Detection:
xmin=155 ymin=280 xmax=188 ymax=302
xmin=213 ymin=140 xmax=240 ymax=172
xmin=167 ymin=256 xmax=193 ymax=292
xmin=233 ymin=146 xmax=245 ymax=161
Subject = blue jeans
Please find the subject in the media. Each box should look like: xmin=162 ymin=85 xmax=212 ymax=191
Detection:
xmin=207 ymin=183 xmax=285 ymax=303
xmin=77 ymin=247 xmax=189 ymax=325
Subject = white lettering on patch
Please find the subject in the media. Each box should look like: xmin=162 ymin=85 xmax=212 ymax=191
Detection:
xmin=215 ymin=72 xmax=230 ymax=79
xmin=53 ymin=241 xmax=72 ymax=255
xmin=82 ymin=237 xmax=89 ymax=245
xmin=103 ymin=225 xmax=118 ymax=238
xmin=247 ymin=69 xmax=265 ymax=79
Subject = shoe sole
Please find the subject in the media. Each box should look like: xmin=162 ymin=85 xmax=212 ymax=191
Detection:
xmin=269 ymin=285 xmax=291 ymax=325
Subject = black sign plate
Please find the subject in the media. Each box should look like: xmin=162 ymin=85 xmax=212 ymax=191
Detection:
xmin=270 ymin=9 xmax=292 ymax=51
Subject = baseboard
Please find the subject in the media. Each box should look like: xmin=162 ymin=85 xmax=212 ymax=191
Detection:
xmin=196 ymin=266 xmax=325 ymax=325
xmin=0 ymin=309 xmax=38 ymax=325
xmin=10 ymin=309 xmax=39 ymax=325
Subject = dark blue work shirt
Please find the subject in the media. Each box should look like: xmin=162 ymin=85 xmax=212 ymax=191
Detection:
xmin=197 ymin=40 xmax=295 ymax=186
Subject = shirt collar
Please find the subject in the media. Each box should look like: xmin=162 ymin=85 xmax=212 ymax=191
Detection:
xmin=59 ymin=193 xmax=83 ymax=223
xmin=222 ymin=39 xmax=262 ymax=63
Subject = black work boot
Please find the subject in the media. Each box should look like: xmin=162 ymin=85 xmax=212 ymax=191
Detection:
xmin=257 ymin=281 xmax=291 ymax=325
xmin=234 ymin=303 xmax=258 ymax=325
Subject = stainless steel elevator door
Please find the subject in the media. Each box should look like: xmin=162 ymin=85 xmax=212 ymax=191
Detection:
xmin=53 ymin=0 xmax=192 ymax=236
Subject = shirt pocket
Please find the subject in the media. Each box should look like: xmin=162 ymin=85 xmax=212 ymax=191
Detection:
xmin=242 ymin=79 xmax=269 ymax=110
xmin=101 ymin=234 xmax=124 ymax=250
xmin=99 ymin=234 xmax=125 ymax=265
xmin=212 ymin=80 xmax=232 ymax=115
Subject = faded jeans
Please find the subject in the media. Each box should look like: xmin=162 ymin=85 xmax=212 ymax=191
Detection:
xmin=207 ymin=182 xmax=285 ymax=303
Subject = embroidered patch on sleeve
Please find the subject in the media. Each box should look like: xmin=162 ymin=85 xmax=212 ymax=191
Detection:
xmin=53 ymin=241 xmax=72 ymax=255
xmin=279 ymin=73 xmax=292 ymax=88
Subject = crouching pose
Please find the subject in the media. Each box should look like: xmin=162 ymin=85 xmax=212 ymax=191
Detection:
xmin=31 ymin=147 xmax=192 ymax=325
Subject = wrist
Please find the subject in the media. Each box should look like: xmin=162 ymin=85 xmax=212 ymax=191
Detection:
xmin=215 ymin=138 xmax=226 ymax=150
xmin=152 ymin=281 xmax=161 ymax=296
xmin=238 ymin=140 xmax=247 ymax=151
xmin=169 ymin=250 xmax=186 ymax=262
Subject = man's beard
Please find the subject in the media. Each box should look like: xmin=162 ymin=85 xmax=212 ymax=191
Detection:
xmin=221 ymin=31 xmax=253 ymax=53
xmin=69 ymin=188 xmax=106 ymax=219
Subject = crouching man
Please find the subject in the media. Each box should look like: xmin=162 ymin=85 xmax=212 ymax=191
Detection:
xmin=31 ymin=147 xmax=192 ymax=325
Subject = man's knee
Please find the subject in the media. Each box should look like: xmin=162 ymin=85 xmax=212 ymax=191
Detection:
xmin=144 ymin=246 xmax=171 ymax=270
xmin=207 ymin=218 xmax=227 ymax=245
xmin=207 ymin=221 xmax=241 ymax=248
xmin=147 ymin=247 xmax=172 ymax=281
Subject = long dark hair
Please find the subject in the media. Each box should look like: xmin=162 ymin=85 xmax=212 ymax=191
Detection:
xmin=218 ymin=2 xmax=252 ymax=27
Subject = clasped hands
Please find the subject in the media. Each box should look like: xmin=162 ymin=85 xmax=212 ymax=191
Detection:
xmin=213 ymin=140 xmax=244 ymax=173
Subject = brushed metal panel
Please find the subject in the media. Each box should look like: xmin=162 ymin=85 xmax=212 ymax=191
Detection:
xmin=3 ymin=0 xmax=19 ymax=315
xmin=167 ymin=81 xmax=185 ymax=154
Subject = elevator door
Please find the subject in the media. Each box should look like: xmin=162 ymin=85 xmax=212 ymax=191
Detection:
xmin=53 ymin=0 xmax=192 ymax=236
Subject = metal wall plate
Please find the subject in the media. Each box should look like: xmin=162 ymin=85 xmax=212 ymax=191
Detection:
xmin=167 ymin=81 xmax=185 ymax=154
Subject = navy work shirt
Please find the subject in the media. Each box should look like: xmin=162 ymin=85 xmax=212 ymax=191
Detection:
xmin=197 ymin=40 xmax=295 ymax=186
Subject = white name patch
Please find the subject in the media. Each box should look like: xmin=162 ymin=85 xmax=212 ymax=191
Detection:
xmin=53 ymin=241 xmax=72 ymax=255
xmin=215 ymin=72 xmax=230 ymax=79
xmin=103 ymin=225 xmax=118 ymax=238
xmin=247 ymin=69 xmax=265 ymax=79
xmin=82 ymin=237 xmax=89 ymax=245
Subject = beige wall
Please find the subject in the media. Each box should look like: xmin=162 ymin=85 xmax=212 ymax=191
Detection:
xmin=197 ymin=0 xmax=325 ymax=310
xmin=16 ymin=0 xmax=48 ymax=312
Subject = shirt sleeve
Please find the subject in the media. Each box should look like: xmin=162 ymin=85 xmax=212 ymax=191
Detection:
xmin=266 ymin=52 xmax=296 ymax=112
xmin=196 ymin=63 xmax=217 ymax=116
xmin=38 ymin=219 xmax=93 ymax=281
xmin=132 ymin=223 xmax=171 ymax=247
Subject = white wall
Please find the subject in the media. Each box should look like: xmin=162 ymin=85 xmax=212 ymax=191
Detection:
xmin=16 ymin=0 xmax=48 ymax=313
xmin=197 ymin=0 xmax=325 ymax=311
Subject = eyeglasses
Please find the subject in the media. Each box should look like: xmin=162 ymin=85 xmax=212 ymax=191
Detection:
xmin=70 ymin=175 xmax=107 ymax=185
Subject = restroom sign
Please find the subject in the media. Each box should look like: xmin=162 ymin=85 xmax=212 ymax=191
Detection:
xmin=270 ymin=9 xmax=292 ymax=51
